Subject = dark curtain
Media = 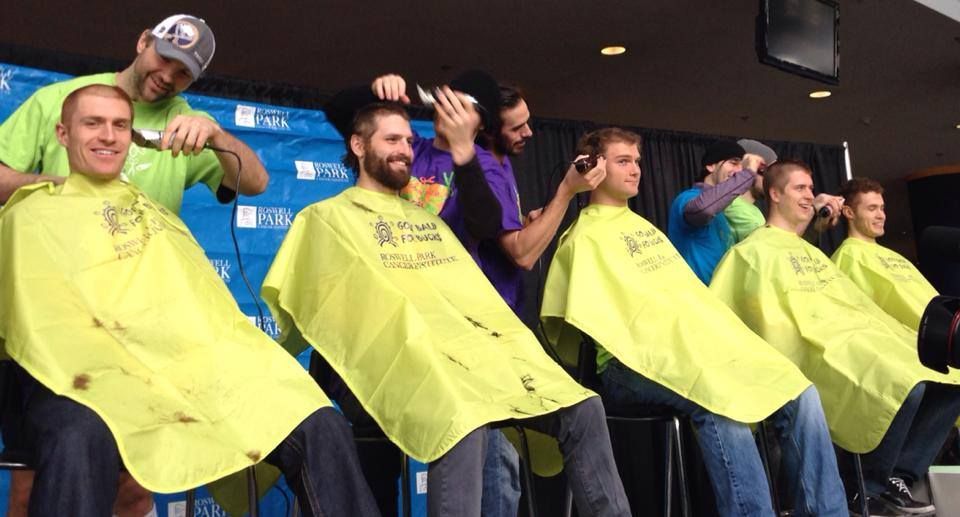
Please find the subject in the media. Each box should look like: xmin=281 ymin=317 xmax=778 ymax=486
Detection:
xmin=511 ymin=117 xmax=846 ymax=328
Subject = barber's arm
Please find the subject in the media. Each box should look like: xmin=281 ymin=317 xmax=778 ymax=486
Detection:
xmin=161 ymin=115 xmax=269 ymax=197
xmin=433 ymin=86 xmax=503 ymax=240
xmin=682 ymin=154 xmax=763 ymax=227
xmin=0 ymin=163 xmax=64 ymax=202
xmin=498 ymin=157 xmax=606 ymax=270
xmin=802 ymin=193 xmax=844 ymax=242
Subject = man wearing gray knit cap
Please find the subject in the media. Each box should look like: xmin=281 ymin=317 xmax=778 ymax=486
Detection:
xmin=724 ymin=139 xmax=778 ymax=242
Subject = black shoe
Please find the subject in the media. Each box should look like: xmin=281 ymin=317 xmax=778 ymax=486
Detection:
xmin=847 ymin=493 xmax=902 ymax=517
xmin=878 ymin=477 xmax=935 ymax=515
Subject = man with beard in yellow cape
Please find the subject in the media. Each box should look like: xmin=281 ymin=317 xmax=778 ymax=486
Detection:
xmin=711 ymin=160 xmax=960 ymax=516
xmin=0 ymin=84 xmax=379 ymax=517
xmin=261 ymin=100 xmax=631 ymax=517
xmin=832 ymin=177 xmax=939 ymax=331
xmin=541 ymin=128 xmax=845 ymax=517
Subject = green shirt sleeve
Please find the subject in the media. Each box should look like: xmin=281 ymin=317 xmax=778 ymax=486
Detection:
xmin=0 ymin=88 xmax=51 ymax=173
xmin=724 ymin=196 xmax=765 ymax=242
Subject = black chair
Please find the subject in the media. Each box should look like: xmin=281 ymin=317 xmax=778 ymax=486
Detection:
xmin=562 ymin=336 xmax=693 ymax=517
xmin=565 ymin=335 xmax=789 ymax=517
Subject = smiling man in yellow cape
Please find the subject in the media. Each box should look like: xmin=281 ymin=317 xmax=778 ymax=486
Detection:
xmin=831 ymin=177 xmax=938 ymax=331
xmin=0 ymin=84 xmax=379 ymax=517
xmin=541 ymin=128 xmax=845 ymax=517
xmin=711 ymin=160 xmax=960 ymax=515
xmin=262 ymin=100 xmax=630 ymax=517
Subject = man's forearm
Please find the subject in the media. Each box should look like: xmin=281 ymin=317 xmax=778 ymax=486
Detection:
xmin=683 ymin=169 xmax=755 ymax=226
xmin=454 ymin=157 xmax=503 ymax=241
xmin=212 ymin=131 xmax=269 ymax=196
xmin=498 ymin=183 xmax=575 ymax=270
xmin=0 ymin=163 xmax=60 ymax=203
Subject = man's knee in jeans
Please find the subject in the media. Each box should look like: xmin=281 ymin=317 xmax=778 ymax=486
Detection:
xmin=41 ymin=404 xmax=115 ymax=458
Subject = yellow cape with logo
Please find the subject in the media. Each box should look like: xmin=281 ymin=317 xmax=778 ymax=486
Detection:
xmin=832 ymin=237 xmax=938 ymax=330
xmin=0 ymin=175 xmax=328 ymax=493
xmin=710 ymin=225 xmax=960 ymax=452
xmin=541 ymin=205 xmax=810 ymax=423
xmin=262 ymin=186 xmax=594 ymax=469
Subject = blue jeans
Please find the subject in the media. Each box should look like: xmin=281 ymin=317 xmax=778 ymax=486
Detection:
xmin=427 ymin=398 xmax=631 ymax=517
xmin=481 ymin=429 xmax=521 ymax=517
xmin=17 ymin=372 xmax=379 ymax=517
xmin=601 ymin=359 xmax=846 ymax=517
xmin=856 ymin=382 xmax=960 ymax=496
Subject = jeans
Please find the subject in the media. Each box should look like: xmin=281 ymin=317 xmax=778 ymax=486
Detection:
xmin=17 ymin=372 xmax=379 ymax=517
xmin=601 ymin=359 xmax=846 ymax=517
xmin=855 ymin=382 xmax=960 ymax=496
xmin=427 ymin=397 xmax=631 ymax=517
xmin=480 ymin=429 xmax=521 ymax=517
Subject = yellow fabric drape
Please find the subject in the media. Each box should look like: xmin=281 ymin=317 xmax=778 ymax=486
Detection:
xmin=541 ymin=205 xmax=809 ymax=423
xmin=0 ymin=175 xmax=327 ymax=493
xmin=262 ymin=187 xmax=593 ymax=472
xmin=711 ymin=225 xmax=960 ymax=452
xmin=832 ymin=238 xmax=938 ymax=330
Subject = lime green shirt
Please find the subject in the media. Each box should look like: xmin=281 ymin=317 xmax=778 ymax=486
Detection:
xmin=0 ymin=73 xmax=223 ymax=214
xmin=724 ymin=196 xmax=765 ymax=243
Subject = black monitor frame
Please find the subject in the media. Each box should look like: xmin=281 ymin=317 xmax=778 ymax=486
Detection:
xmin=756 ymin=0 xmax=840 ymax=85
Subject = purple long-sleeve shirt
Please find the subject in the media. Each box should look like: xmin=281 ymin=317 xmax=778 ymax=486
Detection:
xmin=682 ymin=169 xmax=756 ymax=227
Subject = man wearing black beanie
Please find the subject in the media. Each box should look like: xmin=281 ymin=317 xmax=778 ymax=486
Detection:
xmin=667 ymin=140 xmax=764 ymax=284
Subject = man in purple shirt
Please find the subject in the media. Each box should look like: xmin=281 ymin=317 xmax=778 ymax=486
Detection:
xmin=369 ymin=76 xmax=604 ymax=317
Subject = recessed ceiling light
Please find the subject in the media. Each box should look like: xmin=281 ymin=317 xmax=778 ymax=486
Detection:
xmin=954 ymin=123 xmax=960 ymax=129
xmin=809 ymin=90 xmax=832 ymax=99
xmin=600 ymin=46 xmax=626 ymax=56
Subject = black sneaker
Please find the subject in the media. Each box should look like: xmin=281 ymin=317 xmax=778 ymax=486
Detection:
xmin=877 ymin=477 xmax=935 ymax=515
xmin=847 ymin=493 xmax=901 ymax=517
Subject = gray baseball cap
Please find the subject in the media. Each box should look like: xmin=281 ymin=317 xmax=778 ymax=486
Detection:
xmin=150 ymin=14 xmax=216 ymax=80
xmin=737 ymin=139 xmax=778 ymax=166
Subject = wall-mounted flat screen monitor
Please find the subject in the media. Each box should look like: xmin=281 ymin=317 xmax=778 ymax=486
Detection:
xmin=757 ymin=0 xmax=839 ymax=84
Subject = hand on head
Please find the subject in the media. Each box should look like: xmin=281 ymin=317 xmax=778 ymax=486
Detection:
xmin=563 ymin=154 xmax=607 ymax=195
xmin=742 ymin=153 xmax=765 ymax=175
xmin=371 ymin=74 xmax=411 ymax=104
xmin=814 ymin=193 xmax=845 ymax=228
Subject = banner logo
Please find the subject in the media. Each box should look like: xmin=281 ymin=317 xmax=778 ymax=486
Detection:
xmin=210 ymin=258 xmax=232 ymax=283
xmin=167 ymin=496 xmax=227 ymax=517
xmin=236 ymin=205 xmax=258 ymax=228
xmin=294 ymin=160 xmax=350 ymax=182
xmin=0 ymin=67 xmax=13 ymax=94
xmin=248 ymin=315 xmax=281 ymax=339
xmin=235 ymin=205 xmax=293 ymax=229
xmin=235 ymin=104 xmax=290 ymax=130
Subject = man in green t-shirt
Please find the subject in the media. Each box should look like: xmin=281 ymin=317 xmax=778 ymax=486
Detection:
xmin=0 ymin=14 xmax=270 ymax=517
xmin=0 ymin=14 xmax=268 ymax=214
xmin=723 ymin=138 xmax=777 ymax=242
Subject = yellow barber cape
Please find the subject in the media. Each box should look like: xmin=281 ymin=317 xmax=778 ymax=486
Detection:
xmin=541 ymin=205 xmax=809 ymax=423
xmin=832 ymin=237 xmax=938 ymax=330
xmin=262 ymin=186 xmax=594 ymax=467
xmin=0 ymin=175 xmax=328 ymax=493
xmin=710 ymin=225 xmax=960 ymax=453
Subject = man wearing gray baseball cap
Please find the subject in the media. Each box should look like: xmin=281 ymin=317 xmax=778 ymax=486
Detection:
xmin=0 ymin=14 xmax=268 ymax=214
xmin=0 ymin=14 xmax=269 ymax=517
xmin=723 ymin=138 xmax=777 ymax=242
